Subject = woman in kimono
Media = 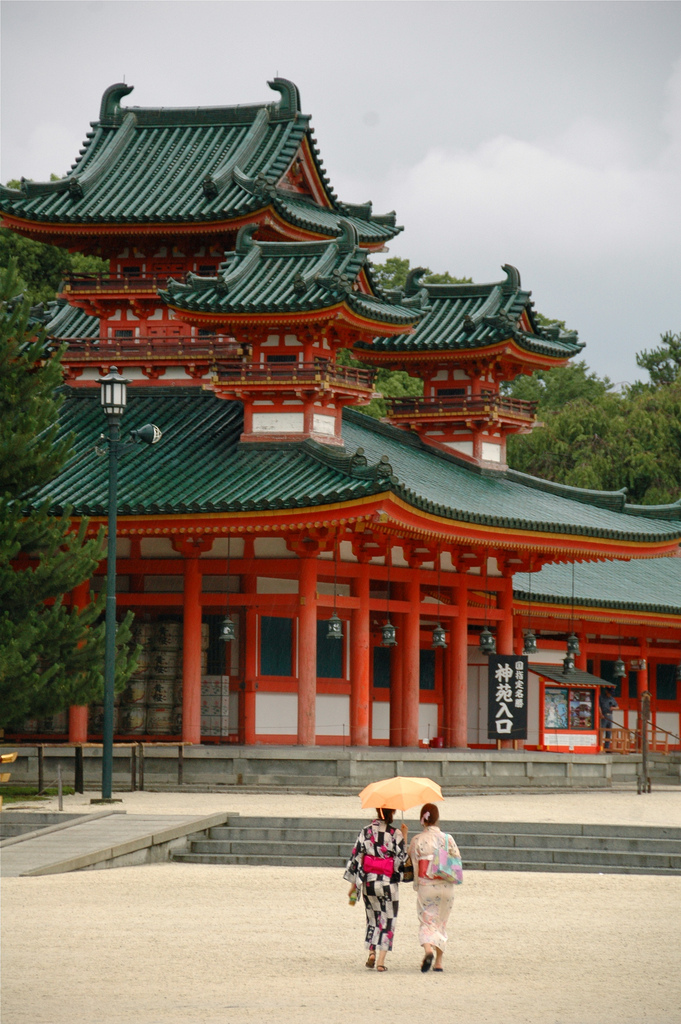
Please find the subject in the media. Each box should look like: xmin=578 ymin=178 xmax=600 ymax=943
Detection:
xmin=408 ymin=803 xmax=459 ymax=973
xmin=345 ymin=808 xmax=408 ymax=971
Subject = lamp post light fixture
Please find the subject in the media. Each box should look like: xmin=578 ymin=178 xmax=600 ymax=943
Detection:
xmin=612 ymin=657 xmax=627 ymax=680
xmin=98 ymin=367 xmax=162 ymax=801
xmin=522 ymin=629 xmax=538 ymax=656
xmin=381 ymin=620 xmax=398 ymax=647
xmin=566 ymin=632 xmax=581 ymax=657
xmin=431 ymin=623 xmax=447 ymax=649
xmin=479 ymin=627 xmax=496 ymax=656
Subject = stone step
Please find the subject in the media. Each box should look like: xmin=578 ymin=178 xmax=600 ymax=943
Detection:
xmin=209 ymin=816 xmax=681 ymax=841
xmin=205 ymin=825 xmax=681 ymax=855
xmin=173 ymin=852 xmax=344 ymax=868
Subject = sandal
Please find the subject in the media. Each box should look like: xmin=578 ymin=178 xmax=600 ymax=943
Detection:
xmin=365 ymin=953 xmax=376 ymax=969
xmin=376 ymin=965 xmax=388 ymax=972
xmin=433 ymin=967 xmax=444 ymax=972
xmin=421 ymin=952 xmax=434 ymax=973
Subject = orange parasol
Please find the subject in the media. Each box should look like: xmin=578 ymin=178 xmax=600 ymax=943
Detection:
xmin=359 ymin=776 xmax=443 ymax=813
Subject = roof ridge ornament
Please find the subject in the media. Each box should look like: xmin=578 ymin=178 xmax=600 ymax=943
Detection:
xmin=404 ymin=267 xmax=428 ymax=297
xmin=500 ymin=264 xmax=521 ymax=294
xmin=268 ymin=77 xmax=301 ymax=117
xmin=100 ymin=83 xmax=134 ymax=123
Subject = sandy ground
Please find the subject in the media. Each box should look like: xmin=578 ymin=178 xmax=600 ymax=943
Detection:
xmin=3 ymin=789 xmax=681 ymax=1023
xmin=25 ymin=784 xmax=681 ymax=829
xmin=3 ymin=862 xmax=680 ymax=1024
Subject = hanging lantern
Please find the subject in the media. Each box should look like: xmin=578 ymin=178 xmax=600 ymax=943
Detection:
xmin=479 ymin=627 xmax=496 ymax=656
xmin=381 ymin=620 xmax=397 ymax=647
xmin=613 ymin=657 xmax=626 ymax=679
xmin=326 ymin=612 xmax=344 ymax=641
xmin=219 ymin=615 xmax=237 ymax=643
xmin=523 ymin=630 xmax=538 ymax=655
xmin=431 ymin=623 xmax=447 ymax=649
xmin=562 ymin=654 xmax=576 ymax=674
xmin=566 ymin=632 xmax=581 ymax=657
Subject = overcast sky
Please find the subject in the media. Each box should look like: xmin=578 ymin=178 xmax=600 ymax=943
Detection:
xmin=2 ymin=0 xmax=681 ymax=383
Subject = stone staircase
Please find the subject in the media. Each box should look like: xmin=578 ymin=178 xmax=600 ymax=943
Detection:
xmin=172 ymin=816 xmax=681 ymax=876
xmin=0 ymin=811 xmax=82 ymax=839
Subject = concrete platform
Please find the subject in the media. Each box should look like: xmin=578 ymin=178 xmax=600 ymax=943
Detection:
xmin=2 ymin=743 xmax=654 ymax=792
xmin=0 ymin=809 xmax=229 ymax=877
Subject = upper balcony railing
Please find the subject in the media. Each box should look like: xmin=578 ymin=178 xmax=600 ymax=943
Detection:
xmin=64 ymin=335 xmax=244 ymax=361
xmin=386 ymin=394 xmax=538 ymax=420
xmin=62 ymin=273 xmax=177 ymax=295
xmin=214 ymin=360 xmax=377 ymax=390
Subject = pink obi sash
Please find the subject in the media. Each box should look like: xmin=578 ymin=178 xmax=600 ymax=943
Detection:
xmin=363 ymin=854 xmax=395 ymax=876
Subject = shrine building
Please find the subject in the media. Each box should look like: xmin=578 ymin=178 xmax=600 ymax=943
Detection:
xmin=2 ymin=79 xmax=680 ymax=753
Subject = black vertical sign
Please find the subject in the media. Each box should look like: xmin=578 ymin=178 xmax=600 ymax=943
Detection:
xmin=488 ymin=655 xmax=528 ymax=740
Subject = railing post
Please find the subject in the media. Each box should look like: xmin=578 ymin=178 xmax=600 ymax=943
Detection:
xmin=74 ymin=746 xmax=84 ymax=794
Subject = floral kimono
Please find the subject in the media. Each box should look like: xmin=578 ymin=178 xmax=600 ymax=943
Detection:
xmin=408 ymin=825 xmax=459 ymax=950
xmin=344 ymin=819 xmax=407 ymax=951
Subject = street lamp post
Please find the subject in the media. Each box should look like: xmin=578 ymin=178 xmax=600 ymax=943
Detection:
xmin=98 ymin=368 xmax=161 ymax=800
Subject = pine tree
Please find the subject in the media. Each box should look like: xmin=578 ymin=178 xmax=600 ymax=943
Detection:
xmin=0 ymin=263 xmax=136 ymax=728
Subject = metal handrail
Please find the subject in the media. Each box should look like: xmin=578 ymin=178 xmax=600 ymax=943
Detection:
xmin=386 ymin=394 xmax=538 ymax=417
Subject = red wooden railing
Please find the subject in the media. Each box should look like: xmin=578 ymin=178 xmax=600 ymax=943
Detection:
xmin=386 ymin=395 xmax=538 ymax=419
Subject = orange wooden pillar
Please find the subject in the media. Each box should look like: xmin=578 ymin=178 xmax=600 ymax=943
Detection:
xmin=68 ymin=580 xmax=91 ymax=744
xmin=242 ymin=568 xmax=257 ymax=745
xmin=498 ymin=576 xmax=514 ymax=655
xmin=181 ymin=555 xmax=202 ymax=745
xmin=351 ymin=565 xmax=370 ymax=746
xmin=403 ymin=571 xmax=421 ymax=747
xmin=389 ymin=608 xmax=404 ymax=747
xmin=450 ymin=576 xmax=469 ymax=748
xmin=297 ymin=555 xmax=318 ymax=745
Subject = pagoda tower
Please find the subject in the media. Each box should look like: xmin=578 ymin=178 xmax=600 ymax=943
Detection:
xmin=0 ymin=78 xmax=401 ymax=392
xmin=162 ymin=221 xmax=425 ymax=444
xmin=354 ymin=265 xmax=584 ymax=468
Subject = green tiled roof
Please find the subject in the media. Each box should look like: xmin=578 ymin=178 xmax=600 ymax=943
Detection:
xmin=359 ymin=265 xmax=583 ymax=359
xmin=0 ymin=79 xmax=401 ymax=245
xmin=162 ymin=222 xmax=425 ymax=326
xmin=36 ymin=389 xmax=681 ymax=548
xmin=513 ymin=558 xmax=681 ymax=615
xmin=44 ymin=300 xmax=99 ymax=340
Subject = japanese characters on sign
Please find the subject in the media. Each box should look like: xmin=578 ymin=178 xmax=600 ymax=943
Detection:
xmin=487 ymin=654 xmax=528 ymax=740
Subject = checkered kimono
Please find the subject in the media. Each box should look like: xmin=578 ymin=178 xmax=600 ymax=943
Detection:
xmin=344 ymin=819 xmax=407 ymax=951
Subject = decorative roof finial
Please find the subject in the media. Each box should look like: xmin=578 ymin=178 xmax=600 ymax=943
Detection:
xmin=267 ymin=78 xmax=301 ymax=116
xmin=99 ymin=83 xmax=134 ymax=122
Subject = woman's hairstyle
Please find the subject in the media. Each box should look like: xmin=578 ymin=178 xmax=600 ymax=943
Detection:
xmin=376 ymin=808 xmax=395 ymax=825
xmin=420 ymin=803 xmax=440 ymax=826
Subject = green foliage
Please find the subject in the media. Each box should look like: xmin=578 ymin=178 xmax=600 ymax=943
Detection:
xmin=0 ymin=182 xmax=108 ymax=306
xmin=371 ymin=256 xmax=471 ymax=291
xmin=634 ymin=330 xmax=681 ymax=389
xmin=507 ymin=371 xmax=681 ymax=505
xmin=503 ymin=361 xmax=613 ymax=413
xmin=0 ymin=263 xmax=136 ymax=728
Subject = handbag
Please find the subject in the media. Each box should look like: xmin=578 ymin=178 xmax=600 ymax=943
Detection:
xmin=402 ymin=856 xmax=415 ymax=883
xmin=363 ymin=853 xmax=395 ymax=876
xmin=426 ymin=834 xmax=463 ymax=884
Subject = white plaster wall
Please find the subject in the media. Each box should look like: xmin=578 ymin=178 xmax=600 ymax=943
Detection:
xmin=446 ymin=440 xmax=474 ymax=456
xmin=257 ymin=577 xmax=298 ymax=594
xmin=372 ymin=701 xmax=390 ymax=741
xmin=419 ymin=704 xmax=439 ymax=742
xmin=202 ymin=538 xmax=245 ymax=558
xmin=315 ymin=694 xmax=350 ymax=736
xmin=313 ymin=414 xmax=336 ymax=435
xmin=656 ymin=712 xmax=679 ymax=737
xmin=140 ymin=538 xmax=181 ymax=558
xmin=481 ymin=442 xmax=502 ymax=462
xmin=254 ymin=537 xmax=294 ymax=558
xmin=255 ymin=692 xmax=297 ymax=735
xmin=116 ymin=538 xmax=131 ymax=557
xmin=252 ymin=412 xmax=304 ymax=433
